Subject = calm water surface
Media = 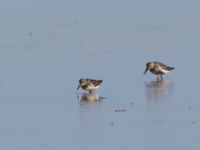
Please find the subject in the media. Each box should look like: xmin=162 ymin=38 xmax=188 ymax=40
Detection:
xmin=0 ymin=0 xmax=200 ymax=150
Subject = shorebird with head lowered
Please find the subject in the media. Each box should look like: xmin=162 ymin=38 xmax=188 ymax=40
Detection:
xmin=144 ymin=61 xmax=175 ymax=80
xmin=77 ymin=79 xmax=103 ymax=93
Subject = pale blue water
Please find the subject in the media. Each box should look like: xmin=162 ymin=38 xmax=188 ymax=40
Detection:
xmin=0 ymin=0 xmax=200 ymax=150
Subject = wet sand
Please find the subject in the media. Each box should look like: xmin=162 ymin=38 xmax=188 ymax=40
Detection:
xmin=0 ymin=0 xmax=200 ymax=150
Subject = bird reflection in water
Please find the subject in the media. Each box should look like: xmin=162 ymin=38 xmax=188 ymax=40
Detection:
xmin=78 ymin=92 xmax=102 ymax=104
xmin=145 ymin=80 xmax=174 ymax=104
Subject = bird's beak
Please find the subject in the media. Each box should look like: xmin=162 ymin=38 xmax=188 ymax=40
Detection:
xmin=77 ymin=85 xmax=80 ymax=90
xmin=144 ymin=67 xmax=148 ymax=75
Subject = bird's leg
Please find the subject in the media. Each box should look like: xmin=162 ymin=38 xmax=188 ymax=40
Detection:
xmin=160 ymin=75 xmax=163 ymax=80
xmin=157 ymin=75 xmax=160 ymax=81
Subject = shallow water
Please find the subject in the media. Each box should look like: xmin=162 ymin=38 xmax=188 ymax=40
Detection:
xmin=0 ymin=0 xmax=200 ymax=149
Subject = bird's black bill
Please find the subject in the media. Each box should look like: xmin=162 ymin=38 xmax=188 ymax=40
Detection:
xmin=77 ymin=85 xmax=80 ymax=90
xmin=144 ymin=67 xmax=148 ymax=75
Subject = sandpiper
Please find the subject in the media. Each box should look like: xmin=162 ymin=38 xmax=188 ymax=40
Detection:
xmin=144 ymin=61 xmax=175 ymax=80
xmin=77 ymin=79 xmax=103 ymax=93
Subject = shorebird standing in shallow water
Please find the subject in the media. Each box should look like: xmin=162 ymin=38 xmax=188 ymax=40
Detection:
xmin=77 ymin=79 xmax=103 ymax=93
xmin=144 ymin=61 xmax=175 ymax=80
